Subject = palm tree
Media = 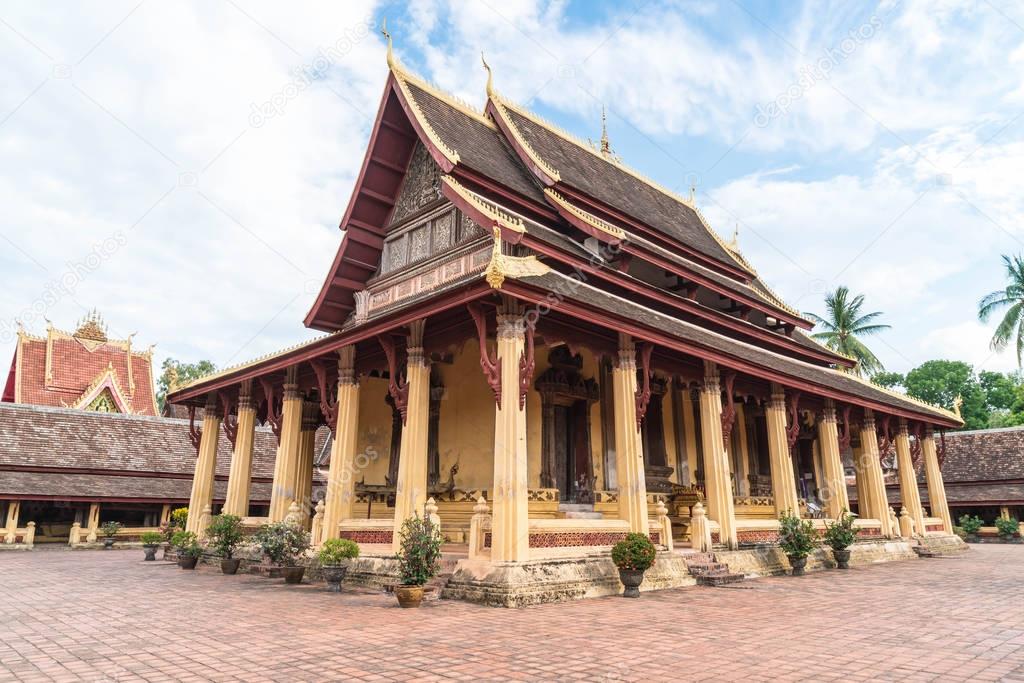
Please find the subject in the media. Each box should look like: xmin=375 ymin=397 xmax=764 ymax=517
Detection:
xmin=805 ymin=286 xmax=891 ymax=377
xmin=978 ymin=254 xmax=1024 ymax=366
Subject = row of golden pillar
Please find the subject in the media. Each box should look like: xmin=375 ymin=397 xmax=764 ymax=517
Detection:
xmin=186 ymin=311 xmax=954 ymax=553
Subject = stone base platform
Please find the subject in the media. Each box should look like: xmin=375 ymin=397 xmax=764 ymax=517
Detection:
xmin=440 ymin=551 xmax=696 ymax=608
xmin=716 ymin=539 xmax=920 ymax=577
xmin=918 ymin=534 xmax=970 ymax=555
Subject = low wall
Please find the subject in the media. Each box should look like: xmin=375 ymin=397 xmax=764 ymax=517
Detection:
xmin=718 ymin=539 xmax=919 ymax=577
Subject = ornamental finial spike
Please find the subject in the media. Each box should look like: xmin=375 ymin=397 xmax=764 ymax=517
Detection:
xmin=600 ymin=105 xmax=611 ymax=157
xmin=952 ymin=394 xmax=963 ymax=419
xmin=381 ymin=17 xmax=395 ymax=69
xmin=481 ymin=52 xmax=494 ymax=98
xmin=729 ymin=222 xmax=739 ymax=250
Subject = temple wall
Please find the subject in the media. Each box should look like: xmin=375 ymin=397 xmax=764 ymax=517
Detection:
xmin=355 ymin=376 xmax=394 ymax=484
xmin=435 ymin=338 xmax=496 ymax=490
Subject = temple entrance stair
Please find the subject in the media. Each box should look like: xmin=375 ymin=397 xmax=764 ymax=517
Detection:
xmin=424 ymin=557 xmax=461 ymax=601
xmin=684 ymin=553 xmax=745 ymax=586
xmin=558 ymin=503 xmax=603 ymax=520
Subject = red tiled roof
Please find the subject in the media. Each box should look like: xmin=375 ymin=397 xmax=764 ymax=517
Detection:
xmin=940 ymin=427 xmax=1024 ymax=483
xmin=8 ymin=329 xmax=158 ymax=416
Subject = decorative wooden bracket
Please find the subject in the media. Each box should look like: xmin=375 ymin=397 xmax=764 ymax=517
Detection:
xmin=838 ymin=404 xmax=853 ymax=451
xmin=259 ymin=378 xmax=282 ymax=440
xmin=785 ymin=390 xmax=802 ymax=451
xmin=720 ymin=371 xmax=737 ymax=444
xmin=938 ymin=430 xmax=947 ymax=467
xmin=634 ymin=343 xmax=654 ymax=432
xmin=220 ymin=393 xmax=238 ymax=448
xmin=312 ymin=358 xmax=338 ymax=434
xmin=518 ymin=319 xmax=536 ymax=410
xmin=378 ymin=333 xmax=410 ymax=423
xmin=468 ymin=302 xmax=502 ymax=408
xmin=910 ymin=422 xmax=923 ymax=469
xmin=187 ymin=404 xmax=202 ymax=454
xmin=877 ymin=415 xmax=892 ymax=456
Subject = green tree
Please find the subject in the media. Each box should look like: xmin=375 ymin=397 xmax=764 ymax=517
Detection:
xmin=979 ymin=370 xmax=1019 ymax=411
xmin=903 ymin=360 xmax=987 ymax=430
xmin=805 ymin=286 xmax=891 ymax=377
xmin=978 ymin=254 xmax=1024 ymax=366
xmin=156 ymin=358 xmax=216 ymax=412
xmin=871 ymin=371 xmax=905 ymax=390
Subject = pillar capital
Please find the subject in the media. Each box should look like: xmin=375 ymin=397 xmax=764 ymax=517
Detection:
xmin=701 ymin=360 xmax=719 ymax=393
xmin=496 ymin=313 xmax=526 ymax=339
xmin=897 ymin=417 xmax=910 ymax=437
xmin=337 ymin=346 xmax=357 ymax=386
xmin=283 ymin=365 xmax=300 ymax=401
xmin=237 ymin=379 xmax=254 ymax=411
xmin=617 ymin=333 xmax=636 ymax=370
xmin=769 ymin=382 xmax=785 ymax=410
xmin=862 ymin=409 xmax=876 ymax=432
xmin=821 ymin=398 xmax=837 ymax=423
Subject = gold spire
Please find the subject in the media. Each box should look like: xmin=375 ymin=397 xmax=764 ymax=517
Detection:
xmin=689 ymin=183 xmax=696 ymax=203
xmin=481 ymin=52 xmax=494 ymax=98
xmin=729 ymin=223 xmax=739 ymax=251
xmin=381 ymin=18 xmax=395 ymax=69
xmin=600 ymin=106 xmax=611 ymax=158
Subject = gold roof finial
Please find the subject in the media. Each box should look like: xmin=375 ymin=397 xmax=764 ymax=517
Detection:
xmin=952 ymin=394 xmax=963 ymax=419
xmin=599 ymin=106 xmax=612 ymax=158
xmin=481 ymin=52 xmax=495 ymax=98
xmin=689 ymin=183 xmax=696 ymax=204
xmin=381 ymin=17 xmax=395 ymax=69
xmin=729 ymin=222 xmax=740 ymax=250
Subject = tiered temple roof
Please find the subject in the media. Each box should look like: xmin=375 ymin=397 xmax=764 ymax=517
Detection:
xmin=175 ymin=46 xmax=957 ymax=430
xmin=2 ymin=311 xmax=159 ymax=416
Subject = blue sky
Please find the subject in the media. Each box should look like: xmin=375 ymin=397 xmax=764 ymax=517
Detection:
xmin=2 ymin=0 xmax=1023 ymax=382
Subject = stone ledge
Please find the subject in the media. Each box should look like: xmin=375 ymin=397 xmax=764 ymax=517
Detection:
xmin=919 ymin=534 xmax=970 ymax=554
xmin=441 ymin=551 xmax=696 ymax=608
xmin=717 ymin=539 xmax=919 ymax=577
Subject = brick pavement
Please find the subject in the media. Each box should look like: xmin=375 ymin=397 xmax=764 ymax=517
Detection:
xmin=2 ymin=546 xmax=1023 ymax=682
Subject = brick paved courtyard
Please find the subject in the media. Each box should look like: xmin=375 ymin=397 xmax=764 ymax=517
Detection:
xmin=2 ymin=546 xmax=1023 ymax=682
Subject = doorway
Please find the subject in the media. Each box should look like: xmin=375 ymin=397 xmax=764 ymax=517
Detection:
xmin=553 ymin=400 xmax=593 ymax=502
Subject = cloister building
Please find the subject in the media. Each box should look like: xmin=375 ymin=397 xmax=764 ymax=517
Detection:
xmin=168 ymin=41 xmax=964 ymax=603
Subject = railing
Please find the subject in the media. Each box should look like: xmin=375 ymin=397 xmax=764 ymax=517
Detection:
xmin=69 ymin=524 xmax=162 ymax=546
xmin=3 ymin=522 xmax=36 ymax=547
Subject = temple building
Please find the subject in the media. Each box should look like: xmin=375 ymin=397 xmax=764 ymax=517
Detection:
xmin=0 ymin=314 xmax=304 ymax=546
xmin=168 ymin=39 xmax=965 ymax=603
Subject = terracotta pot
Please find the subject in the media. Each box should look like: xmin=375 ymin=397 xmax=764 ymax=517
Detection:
xmin=618 ymin=568 xmax=645 ymax=598
xmin=179 ymin=555 xmax=199 ymax=570
xmin=395 ymin=585 xmax=425 ymax=608
xmin=282 ymin=566 xmax=305 ymax=584
xmin=221 ymin=558 xmax=241 ymax=575
xmin=322 ymin=564 xmax=348 ymax=592
xmin=102 ymin=538 xmax=116 ymax=549
xmin=832 ymin=549 xmax=851 ymax=569
xmin=788 ymin=555 xmax=807 ymax=576
xmin=142 ymin=544 xmax=158 ymax=561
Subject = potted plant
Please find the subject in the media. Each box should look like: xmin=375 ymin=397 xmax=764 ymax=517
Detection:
xmin=254 ymin=522 xmax=311 ymax=584
xmin=958 ymin=514 xmax=983 ymax=543
xmin=778 ymin=510 xmax=817 ymax=576
xmin=823 ymin=509 xmax=858 ymax=569
xmin=171 ymin=530 xmax=202 ymax=569
xmin=394 ymin=514 xmax=442 ymax=608
xmin=318 ymin=538 xmax=360 ymax=592
xmin=206 ymin=514 xmax=245 ymax=574
xmin=611 ymin=532 xmax=658 ymax=598
xmin=995 ymin=517 xmax=1020 ymax=542
xmin=140 ymin=531 xmax=163 ymax=561
xmin=100 ymin=521 xmax=123 ymax=549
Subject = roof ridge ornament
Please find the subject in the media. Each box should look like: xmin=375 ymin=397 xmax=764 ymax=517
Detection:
xmin=481 ymin=52 xmax=495 ymax=99
xmin=381 ymin=17 xmax=394 ymax=69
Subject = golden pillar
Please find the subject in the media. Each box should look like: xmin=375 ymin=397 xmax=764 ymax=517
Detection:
xmin=392 ymin=320 xmax=430 ymax=550
xmin=698 ymin=360 xmax=737 ymax=549
xmin=922 ymin=428 xmax=952 ymax=533
xmin=681 ymin=389 xmax=699 ymax=486
xmin=612 ymin=334 xmax=649 ymax=534
xmin=490 ymin=309 xmax=530 ymax=562
xmin=292 ymin=400 xmax=319 ymax=525
xmin=186 ymin=394 xmax=222 ymax=534
xmin=223 ymin=380 xmax=256 ymax=517
xmin=895 ymin=420 xmax=925 ymax=536
xmin=817 ymin=399 xmax=850 ymax=518
xmin=269 ymin=366 xmax=303 ymax=522
xmin=322 ymin=346 xmax=359 ymax=541
xmin=765 ymin=384 xmax=800 ymax=518
xmin=732 ymin=403 xmax=751 ymax=495
xmin=858 ymin=411 xmax=894 ymax=538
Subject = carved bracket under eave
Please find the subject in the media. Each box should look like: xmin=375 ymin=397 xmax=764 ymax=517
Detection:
xmin=910 ymin=422 xmax=923 ymax=469
xmin=312 ymin=358 xmax=339 ymax=434
xmin=877 ymin=414 xmax=892 ymax=456
xmin=259 ymin=378 xmax=282 ymax=441
xmin=785 ymin=390 xmax=802 ymax=452
xmin=187 ymin=405 xmax=202 ymax=455
xmin=938 ymin=430 xmax=947 ymax=467
xmin=634 ymin=343 xmax=654 ymax=432
xmin=468 ymin=301 xmax=501 ymax=408
xmin=378 ymin=333 xmax=410 ymax=423
xmin=720 ymin=371 xmax=737 ymax=444
xmin=220 ymin=393 xmax=238 ymax=448
xmin=518 ymin=318 xmax=535 ymax=410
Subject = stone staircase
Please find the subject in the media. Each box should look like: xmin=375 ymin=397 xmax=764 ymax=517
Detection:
xmin=558 ymin=503 xmax=604 ymax=520
xmin=424 ymin=557 xmax=460 ymax=601
xmin=685 ymin=552 xmax=745 ymax=587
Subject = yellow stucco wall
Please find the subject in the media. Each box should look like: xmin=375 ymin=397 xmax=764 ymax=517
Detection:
xmin=434 ymin=337 xmax=497 ymax=490
xmin=355 ymin=376 xmax=394 ymax=484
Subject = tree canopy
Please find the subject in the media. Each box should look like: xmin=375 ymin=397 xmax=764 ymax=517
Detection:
xmin=156 ymin=358 xmax=216 ymax=412
xmin=805 ymin=286 xmax=890 ymax=377
xmin=978 ymin=254 xmax=1024 ymax=366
